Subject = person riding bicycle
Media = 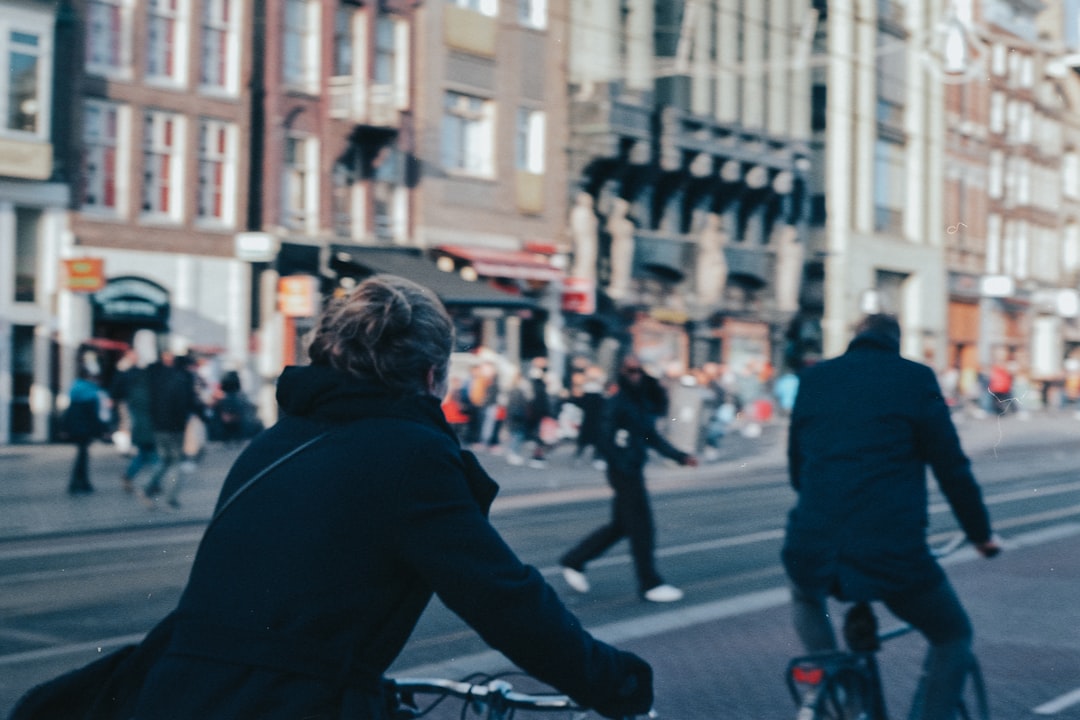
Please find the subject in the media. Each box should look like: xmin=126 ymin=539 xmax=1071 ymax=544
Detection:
xmin=781 ymin=313 xmax=1001 ymax=720
xmin=125 ymin=276 xmax=653 ymax=719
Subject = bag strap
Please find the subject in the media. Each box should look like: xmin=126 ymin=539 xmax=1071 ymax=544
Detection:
xmin=207 ymin=429 xmax=333 ymax=532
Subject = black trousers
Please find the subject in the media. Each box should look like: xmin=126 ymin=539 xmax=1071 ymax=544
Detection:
xmin=69 ymin=439 xmax=93 ymax=492
xmin=560 ymin=467 xmax=662 ymax=593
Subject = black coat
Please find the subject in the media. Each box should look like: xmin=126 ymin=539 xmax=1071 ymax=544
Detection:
xmin=600 ymin=374 xmax=687 ymax=477
xmin=133 ymin=364 xmax=649 ymax=719
xmin=781 ymin=329 xmax=993 ymax=602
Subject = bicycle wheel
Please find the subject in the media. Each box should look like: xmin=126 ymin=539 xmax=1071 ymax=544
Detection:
xmin=811 ymin=668 xmax=874 ymax=720
xmin=957 ymin=659 xmax=990 ymax=720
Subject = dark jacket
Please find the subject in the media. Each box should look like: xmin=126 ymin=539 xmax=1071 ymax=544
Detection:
xmin=64 ymin=378 xmax=105 ymax=442
xmin=133 ymin=364 xmax=650 ymax=719
xmin=781 ymin=329 xmax=993 ymax=602
xmin=600 ymin=373 xmax=688 ymax=477
xmin=147 ymin=360 xmax=199 ymax=434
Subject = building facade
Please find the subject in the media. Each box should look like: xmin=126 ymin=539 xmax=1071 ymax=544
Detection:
xmin=566 ymin=0 xmax=814 ymax=379
xmin=1 ymin=0 xmax=70 ymax=443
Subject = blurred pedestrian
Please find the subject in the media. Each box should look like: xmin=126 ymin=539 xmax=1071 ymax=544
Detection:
xmin=64 ymin=367 xmax=108 ymax=495
xmin=110 ymin=347 xmax=157 ymax=493
xmin=560 ymin=355 xmax=697 ymax=603
xmin=214 ymin=370 xmax=256 ymax=446
xmin=137 ymin=351 xmax=200 ymax=510
xmin=782 ymin=314 xmax=1001 ymax=720
xmin=570 ymin=366 xmax=606 ymax=467
xmin=524 ymin=357 xmax=554 ymax=468
xmin=48 ymin=274 xmax=654 ymax=720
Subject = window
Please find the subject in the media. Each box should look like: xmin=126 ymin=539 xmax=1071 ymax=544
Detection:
xmin=83 ymin=100 xmax=125 ymax=214
xmin=333 ymin=6 xmax=355 ymax=77
xmin=86 ymin=0 xmax=133 ymax=74
xmin=448 ymin=0 xmax=498 ymax=17
xmin=987 ymin=150 xmax=1003 ymax=199
xmin=197 ymin=118 xmax=237 ymax=225
xmin=200 ymin=0 xmax=239 ymax=93
xmin=441 ymin=91 xmax=494 ymax=176
xmin=14 ymin=207 xmax=40 ymax=303
xmin=281 ymin=134 xmax=317 ymax=230
xmin=985 ymin=214 xmax=1001 ymax=274
xmin=518 ymin=0 xmax=547 ymax=28
xmin=374 ymin=16 xmax=396 ymax=84
xmin=873 ymin=137 xmax=905 ymax=235
xmin=1065 ymin=153 xmax=1080 ymax=200
xmin=6 ymin=30 xmax=42 ymax=134
xmin=991 ymin=43 xmax=1006 ymax=76
xmin=989 ymin=91 xmax=1004 ymax=133
xmin=147 ymin=0 xmax=187 ymax=84
xmin=515 ymin=107 xmax=545 ymax=173
xmin=283 ymin=0 xmax=320 ymax=90
xmin=141 ymin=110 xmax=184 ymax=219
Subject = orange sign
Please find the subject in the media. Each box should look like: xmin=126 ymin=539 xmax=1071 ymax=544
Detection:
xmin=63 ymin=258 xmax=106 ymax=293
xmin=278 ymin=275 xmax=318 ymax=317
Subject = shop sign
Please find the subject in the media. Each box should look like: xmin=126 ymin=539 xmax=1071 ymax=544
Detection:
xmin=278 ymin=275 xmax=319 ymax=317
xmin=63 ymin=258 xmax=106 ymax=293
xmin=91 ymin=276 xmax=170 ymax=325
xmin=561 ymin=277 xmax=595 ymax=314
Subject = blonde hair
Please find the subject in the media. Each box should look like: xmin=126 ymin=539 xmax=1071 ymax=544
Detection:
xmin=307 ymin=275 xmax=453 ymax=394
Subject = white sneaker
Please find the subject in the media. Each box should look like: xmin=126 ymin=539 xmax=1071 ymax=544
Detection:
xmin=561 ymin=567 xmax=591 ymax=594
xmin=643 ymin=584 xmax=684 ymax=603
xmin=507 ymin=453 xmax=524 ymax=466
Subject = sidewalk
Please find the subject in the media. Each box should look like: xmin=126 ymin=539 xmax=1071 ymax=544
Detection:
xmin=0 ymin=409 xmax=1075 ymax=541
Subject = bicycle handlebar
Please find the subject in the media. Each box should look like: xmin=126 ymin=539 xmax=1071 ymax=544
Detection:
xmin=393 ymin=677 xmax=580 ymax=711
xmin=391 ymin=677 xmax=657 ymax=718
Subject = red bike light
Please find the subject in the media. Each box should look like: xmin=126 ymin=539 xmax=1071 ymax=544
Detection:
xmin=792 ymin=666 xmax=824 ymax=685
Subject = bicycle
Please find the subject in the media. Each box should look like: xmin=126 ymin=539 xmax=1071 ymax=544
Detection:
xmin=390 ymin=674 xmax=656 ymax=719
xmin=784 ymin=535 xmax=995 ymax=720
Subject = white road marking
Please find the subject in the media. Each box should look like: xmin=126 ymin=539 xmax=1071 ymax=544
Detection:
xmin=1035 ymin=687 xmax=1080 ymax=715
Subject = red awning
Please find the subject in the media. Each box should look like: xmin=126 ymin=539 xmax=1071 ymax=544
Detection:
xmin=436 ymin=245 xmax=564 ymax=282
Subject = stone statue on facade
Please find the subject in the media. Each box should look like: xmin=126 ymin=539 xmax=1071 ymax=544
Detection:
xmin=773 ymin=223 xmax=803 ymax=313
xmin=607 ymin=197 xmax=635 ymax=300
xmin=696 ymin=212 xmax=728 ymax=305
xmin=569 ymin=192 xmax=598 ymax=282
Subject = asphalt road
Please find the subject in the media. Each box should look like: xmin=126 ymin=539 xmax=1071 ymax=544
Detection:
xmin=2 ymin=412 xmax=1080 ymax=718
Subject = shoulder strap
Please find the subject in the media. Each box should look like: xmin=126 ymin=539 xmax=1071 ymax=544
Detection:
xmin=207 ymin=430 xmax=333 ymax=531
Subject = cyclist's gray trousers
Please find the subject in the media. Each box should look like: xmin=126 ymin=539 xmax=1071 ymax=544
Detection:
xmin=790 ymin=577 xmax=974 ymax=720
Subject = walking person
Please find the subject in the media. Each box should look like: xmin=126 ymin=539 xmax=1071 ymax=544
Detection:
xmin=524 ymin=357 xmax=554 ymax=468
xmin=110 ymin=347 xmax=157 ymax=493
xmin=560 ymin=355 xmax=697 ymax=603
xmin=137 ymin=351 xmax=200 ymax=510
xmin=64 ymin=368 xmax=107 ymax=495
xmin=782 ymin=314 xmax=1001 ymax=720
xmin=14 ymin=274 xmax=654 ymax=720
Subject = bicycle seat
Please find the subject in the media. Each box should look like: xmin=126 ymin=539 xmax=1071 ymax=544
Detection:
xmin=842 ymin=601 xmax=881 ymax=652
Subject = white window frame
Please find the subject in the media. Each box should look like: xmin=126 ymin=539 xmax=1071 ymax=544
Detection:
xmin=85 ymin=0 xmax=134 ymax=78
xmin=515 ymin=107 xmax=545 ymax=173
xmin=281 ymin=133 xmax=319 ymax=232
xmin=985 ymin=214 xmax=1002 ymax=274
xmin=199 ymin=0 xmax=241 ymax=95
xmin=2 ymin=23 xmax=50 ymax=139
xmin=518 ymin=0 xmax=547 ymax=29
xmin=146 ymin=0 xmax=190 ymax=87
xmin=448 ymin=0 xmax=498 ymax=18
xmin=196 ymin=118 xmax=237 ymax=227
xmin=283 ymin=0 xmax=321 ymax=91
xmin=1064 ymin=152 xmax=1080 ymax=200
xmin=140 ymin=110 xmax=185 ymax=222
xmin=442 ymin=91 xmax=495 ymax=178
xmin=82 ymin=99 xmax=129 ymax=217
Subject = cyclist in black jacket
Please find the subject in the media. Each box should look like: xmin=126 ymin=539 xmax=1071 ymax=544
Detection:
xmin=782 ymin=313 xmax=1001 ymax=720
